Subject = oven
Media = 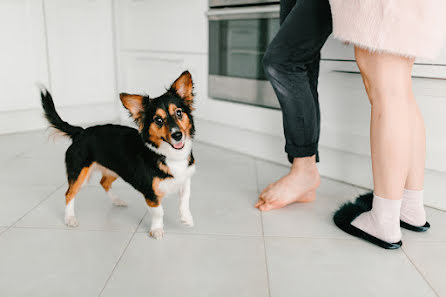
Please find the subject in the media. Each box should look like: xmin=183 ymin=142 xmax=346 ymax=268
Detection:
xmin=207 ymin=0 xmax=280 ymax=109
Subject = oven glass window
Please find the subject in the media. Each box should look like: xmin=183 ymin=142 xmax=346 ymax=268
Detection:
xmin=209 ymin=18 xmax=279 ymax=81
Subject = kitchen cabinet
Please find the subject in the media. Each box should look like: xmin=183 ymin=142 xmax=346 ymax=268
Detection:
xmin=44 ymin=0 xmax=116 ymax=106
xmin=0 ymin=0 xmax=49 ymax=112
xmin=115 ymin=0 xmax=208 ymax=54
xmin=321 ymin=37 xmax=446 ymax=79
xmin=0 ymin=0 xmax=119 ymax=134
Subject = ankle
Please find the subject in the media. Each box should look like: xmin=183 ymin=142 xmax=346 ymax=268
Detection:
xmin=401 ymin=188 xmax=426 ymax=226
xmin=290 ymin=156 xmax=318 ymax=175
xmin=352 ymin=194 xmax=402 ymax=243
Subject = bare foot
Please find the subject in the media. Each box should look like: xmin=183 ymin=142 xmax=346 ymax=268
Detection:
xmin=255 ymin=156 xmax=320 ymax=211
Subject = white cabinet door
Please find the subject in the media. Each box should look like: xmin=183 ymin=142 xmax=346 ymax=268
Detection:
xmin=116 ymin=0 xmax=208 ymax=54
xmin=44 ymin=0 xmax=116 ymax=106
xmin=0 ymin=0 xmax=49 ymax=112
xmin=321 ymin=36 xmax=446 ymax=78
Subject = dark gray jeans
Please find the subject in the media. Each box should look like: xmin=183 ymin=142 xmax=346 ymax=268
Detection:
xmin=263 ymin=0 xmax=332 ymax=163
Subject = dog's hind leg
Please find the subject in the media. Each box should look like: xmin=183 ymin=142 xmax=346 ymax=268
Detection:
xmin=100 ymin=174 xmax=127 ymax=207
xmin=65 ymin=165 xmax=92 ymax=227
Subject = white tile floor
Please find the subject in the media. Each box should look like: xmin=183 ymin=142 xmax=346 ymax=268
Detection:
xmin=0 ymin=130 xmax=445 ymax=297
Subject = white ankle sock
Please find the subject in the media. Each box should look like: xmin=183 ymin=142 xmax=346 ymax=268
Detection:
xmin=400 ymin=189 xmax=426 ymax=227
xmin=351 ymin=194 xmax=402 ymax=243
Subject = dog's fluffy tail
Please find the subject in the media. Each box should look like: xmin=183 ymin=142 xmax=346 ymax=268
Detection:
xmin=40 ymin=87 xmax=84 ymax=139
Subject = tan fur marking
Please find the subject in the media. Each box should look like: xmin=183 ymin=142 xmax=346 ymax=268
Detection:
xmin=120 ymin=93 xmax=144 ymax=122
xmin=152 ymin=177 xmax=165 ymax=198
xmin=100 ymin=175 xmax=117 ymax=192
xmin=149 ymin=121 xmax=170 ymax=147
xmin=158 ymin=161 xmax=171 ymax=175
xmin=146 ymin=199 xmax=160 ymax=208
xmin=168 ymin=103 xmax=177 ymax=115
xmin=65 ymin=165 xmax=93 ymax=205
xmin=146 ymin=177 xmax=165 ymax=207
xmin=171 ymin=71 xmax=194 ymax=109
xmin=177 ymin=113 xmax=192 ymax=136
xmin=155 ymin=108 xmax=167 ymax=119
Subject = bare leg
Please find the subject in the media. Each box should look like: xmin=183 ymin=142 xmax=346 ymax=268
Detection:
xmin=405 ymin=103 xmax=425 ymax=191
xmin=179 ymin=178 xmax=194 ymax=226
xmin=255 ymin=155 xmax=320 ymax=211
xmin=400 ymin=102 xmax=427 ymax=226
xmin=350 ymin=47 xmax=416 ymax=243
xmin=355 ymin=47 xmax=415 ymax=200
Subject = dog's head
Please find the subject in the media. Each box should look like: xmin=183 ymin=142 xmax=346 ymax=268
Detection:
xmin=120 ymin=71 xmax=195 ymax=155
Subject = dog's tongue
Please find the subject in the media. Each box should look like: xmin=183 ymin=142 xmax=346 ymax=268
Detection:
xmin=173 ymin=141 xmax=184 ymax=149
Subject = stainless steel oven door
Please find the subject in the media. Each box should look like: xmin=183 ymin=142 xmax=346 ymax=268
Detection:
xmin=208 ymin=5 xmax=280 ymax=109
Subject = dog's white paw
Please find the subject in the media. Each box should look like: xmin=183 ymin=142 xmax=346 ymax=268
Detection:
xmin=181 ymin=213 xmax=194 ymax=227
xmin=149 ymin=228 xmax=164 ymax=240
xmin=65 ymin=216 xmax=79 ymax=227
xmin=112 ymin=199 xmax=128 ymax=207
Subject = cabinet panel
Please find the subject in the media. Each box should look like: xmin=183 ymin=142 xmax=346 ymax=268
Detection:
xmin=116 ymin=0 xmax=208 ymax=53
xmin=0 ymin=0 xmax=49 ymax=112
xmin=44 ymin=0 xmax=116 ymax=106
xmin=322 ymin=35 xmax=446 ymax=64
xmin=119 ymin=55 xmax=184 ymax=96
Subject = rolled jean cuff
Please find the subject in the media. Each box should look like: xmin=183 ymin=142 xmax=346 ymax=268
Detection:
xmin=286 ymin=142 xmax=319 ymax=163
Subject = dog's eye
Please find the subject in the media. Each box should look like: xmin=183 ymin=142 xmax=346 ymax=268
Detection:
xmin=175 ymin=109 xmax=183 ymax=118
xmin=154 ymin=117 xmax=163 ymax=126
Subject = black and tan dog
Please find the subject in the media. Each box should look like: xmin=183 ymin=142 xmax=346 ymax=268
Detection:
xmin=40 ymin=71 xmax=196 ymax=239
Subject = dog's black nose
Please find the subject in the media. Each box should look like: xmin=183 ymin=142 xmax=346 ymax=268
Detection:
xmin=171 ymin=131 xmax=183 ymax=141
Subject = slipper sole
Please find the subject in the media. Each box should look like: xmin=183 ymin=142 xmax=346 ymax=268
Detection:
xmin=400 ymin=220 xmax=430 ymax=232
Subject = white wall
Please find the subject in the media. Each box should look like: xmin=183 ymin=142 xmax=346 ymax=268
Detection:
xmin=0 ymin=0 xmax=119 ymax=134
xmin=113 ymin=0 xmax=446 ymax=210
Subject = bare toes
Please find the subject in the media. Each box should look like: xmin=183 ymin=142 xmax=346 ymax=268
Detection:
xmin=255 ymin=198 xmax=264 ymax=208
xmin=260 ymin=184 xmax=273 ymax=195
xmin=259 ymin=202 xmax=275 ymax=212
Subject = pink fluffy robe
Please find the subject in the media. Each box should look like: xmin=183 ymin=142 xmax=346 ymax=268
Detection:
xmin=329 ymin=0 xmax=446 ymax=60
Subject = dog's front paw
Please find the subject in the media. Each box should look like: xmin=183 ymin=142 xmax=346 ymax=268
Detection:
xmin=149 ymin=228 xmax=164 ymax=240
xmin=112 ymin=199 xmax=128 ymax=207
xmin=181 ymin=213 xmax=194 ymax=227
xmin=65 ymin=216 xmax=79 ymax=227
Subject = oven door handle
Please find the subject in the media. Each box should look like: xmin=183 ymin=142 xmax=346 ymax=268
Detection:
xmin=206 ymin=5 xmax=279 ymax=20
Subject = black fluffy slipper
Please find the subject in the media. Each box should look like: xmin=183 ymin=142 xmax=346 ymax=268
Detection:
xmin=349 ymin=192 xmax=431 ymax=232
xmin=333 ymin=192 xmax=402 ymax=249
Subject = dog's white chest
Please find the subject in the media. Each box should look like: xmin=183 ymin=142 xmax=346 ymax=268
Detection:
xmin=159 ymin=159 xmax=195 ymax=194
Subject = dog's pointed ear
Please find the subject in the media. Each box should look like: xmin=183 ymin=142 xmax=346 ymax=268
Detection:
xmin=120 ymin=93 xmax=144 ymax=122
xmin=170 ymin=71 xmax=194 ymax=109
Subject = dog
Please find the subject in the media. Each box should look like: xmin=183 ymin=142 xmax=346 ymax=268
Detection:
xmin=40 ymin=71 xmax=196 ymax=239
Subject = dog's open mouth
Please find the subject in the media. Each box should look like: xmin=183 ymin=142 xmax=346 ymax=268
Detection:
xmin=171 ymin=141 xmax=185 ymax=150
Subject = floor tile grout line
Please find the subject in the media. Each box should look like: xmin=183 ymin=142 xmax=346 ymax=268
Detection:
xmin=0 ymin=182 xmax=66 ymax=237
xmin=97 ymin=211 xmax=146 ymax=297
xmin=9 ymin=225 xmax=139 ymax=233
xmin=401 ymin=247 xmax=440 ymax=297
xmin=254 ymin=159 xmax=272 ymax=297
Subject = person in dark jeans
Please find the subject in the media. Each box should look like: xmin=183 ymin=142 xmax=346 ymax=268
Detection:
xmin=255 ymin=0 xmax=332 ymax=211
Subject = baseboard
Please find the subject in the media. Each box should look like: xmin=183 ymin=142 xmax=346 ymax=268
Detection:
xmin=195 ymin=117 xmax=446 ymax=211
xmin=0 ymin=103 xmax=120 ymax=134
